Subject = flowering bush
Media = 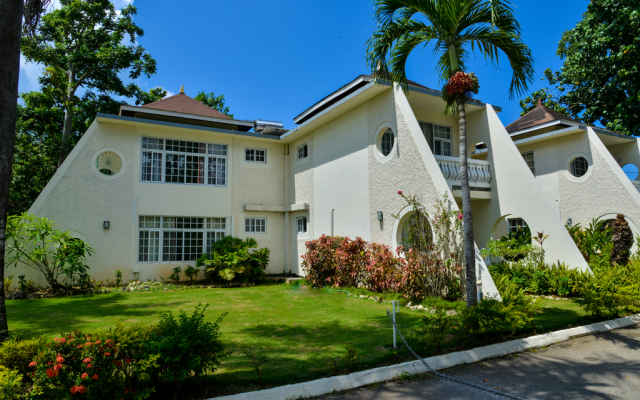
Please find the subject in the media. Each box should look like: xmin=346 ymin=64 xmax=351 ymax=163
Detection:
xmin=29 ymin=328 xmax=157 ymax=399
xmin=302 ymin=235 xmax=345 ymax=288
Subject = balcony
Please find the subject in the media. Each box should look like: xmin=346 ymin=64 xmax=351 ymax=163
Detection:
xmin=435 ymin=155 xmax=492 ymax=199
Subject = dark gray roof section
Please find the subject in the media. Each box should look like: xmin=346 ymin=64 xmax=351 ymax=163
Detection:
xmin=97 ymin=114 xmax=282 ymax=140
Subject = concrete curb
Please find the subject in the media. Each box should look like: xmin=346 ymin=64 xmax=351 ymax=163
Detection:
xmin=209 ymin=314 xmax=640 ymax=400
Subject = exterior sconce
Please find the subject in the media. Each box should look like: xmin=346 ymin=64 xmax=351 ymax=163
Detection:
xmin=103 ymin=221 xmax=110 ymax=229
xmin=377 ymin=211 xmax=383 ymax=221
xmin=566 ymin=218 xmax=573 ymax=226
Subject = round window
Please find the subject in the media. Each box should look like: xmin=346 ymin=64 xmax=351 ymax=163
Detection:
xmin=380 ymin=129 xmax=395 ymax=156
xmin=569 ymin=156 xmax=589 ymax=177
xmin=96 ymin=151 xmax=122 ymax=175
xmin=623 ymin=163 xmax=639 ymax=181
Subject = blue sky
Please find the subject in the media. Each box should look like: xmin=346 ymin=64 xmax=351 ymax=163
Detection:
xmin=19 ymin=0 xmax=590 ymax=129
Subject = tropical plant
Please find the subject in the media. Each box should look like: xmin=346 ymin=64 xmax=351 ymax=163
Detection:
xmin=566 ymin=218 xmax=613 ymax=264
xmin=114 ymin=270 xmax=123 ymax=287
xmin=4 ymin=213 xmax=93 ymax=290
xmin=481 ymin=227 xmax=533 ymax=262
xmin=169 ymin=267 xmax=182 ymax=284
xmin=611 ymin=214 xmax=633 ymax=266
xmin=21 ymin=0 xmax=157 ymax=167
xmin=366 ymin=0 xmax=534 ymax=306
xmin=197 ymin=236 xmax=269 ymax=283
xmin=184 ymin=266 xmax=200 ymax=283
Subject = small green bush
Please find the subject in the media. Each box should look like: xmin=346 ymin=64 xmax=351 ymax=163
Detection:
xmin=198 ymin=236 xmax=270 ymax=283
xmin=0 ymin=366 xmax=24 ymax=400
xmin=0 ymin=337 xmax=43 ymax=381
xmin=169 ymin=266 xmax=182 ymax=284
xmin=415 ymin=306 xmax=454 ymax=353
xmin=184 ymin=266 xmax=200 ymax=282
xmin=3 ymin=275 xmax=13 ymax=293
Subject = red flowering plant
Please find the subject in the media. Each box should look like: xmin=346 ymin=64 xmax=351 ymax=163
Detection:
xmin=29 ymin=328 xmax=158 ymax=399
xmin=364 ymin=243 xmax=402 ymax=292
xmin=302 ymin=235 xmax=345 ymax=287
xmin=441 ymin=71 xmax=480 ymax=105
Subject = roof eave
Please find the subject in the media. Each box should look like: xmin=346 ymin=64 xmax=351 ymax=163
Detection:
xmin=119 ymin=105 xmax=254 ymax=129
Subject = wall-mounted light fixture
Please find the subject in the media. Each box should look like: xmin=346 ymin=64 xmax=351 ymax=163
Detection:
xmin=103 ymin=221 xmax=110 ymax=229
xmin=566 ymin=218 xmax=573 ymax=226
xmin=377 ymin=211 xmax=383 ymax=221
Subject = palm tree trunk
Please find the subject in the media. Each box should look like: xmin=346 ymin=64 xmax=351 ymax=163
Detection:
xmin=457 ymin=94 xmax=477 ymax=307
xmin=57 ymin=66 xmax=75 ymax=168
xmin=0 ymin=0 xmax=24 ymax=341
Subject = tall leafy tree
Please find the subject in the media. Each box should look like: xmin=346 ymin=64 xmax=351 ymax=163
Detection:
xmin=195 ymin=91 xmax=234 ymax=118
xmin=10 ymin=89 xmax=125 ymax=215
xmin=0 ymin=0 xmax=52 ymax=342
xmin=520 ymin=0 xmax=640 ymax=135
xmin=135 ymin=86 xmax=168 ymax=106
xmin=21 ymin=0 xmax=157 ymax=168
xmin=366 ymin=0 xmax=534 ymax=307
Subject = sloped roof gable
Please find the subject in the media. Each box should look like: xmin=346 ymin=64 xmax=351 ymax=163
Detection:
xmin=142 ymin=93 xmax=231 ymax=120
xmin=505 ymin=99 xmax=580 ymax=133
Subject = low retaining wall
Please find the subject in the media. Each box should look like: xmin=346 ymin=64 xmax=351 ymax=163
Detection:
xmin=209 ymin=314 xmax=640 ymax=400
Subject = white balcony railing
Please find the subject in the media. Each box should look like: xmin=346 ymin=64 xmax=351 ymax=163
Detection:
xmin=434 ymin=155 xmax=491 ymax=189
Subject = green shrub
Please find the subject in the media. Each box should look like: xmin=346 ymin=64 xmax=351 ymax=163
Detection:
xmin=0 ymin=366 xmax=24 ymax=400
xmin=0 ymin=337 xmax=43 ymax=381
xmin=198 ymin=236 xmax=270 ymax=283
xmin=184 ymin=266 xmax=200 ymax=283
xmin=115 ymin=270 xmax=123 ymax=287
xmin=3 ymin=275 xmax=13 ymax=293
xmin=169 ymin=266 xmax=182 ymax=284
xmin=152 ymin=305 xmax=227 ymax=385
xmin=415 ymin=306 xmax=454 ymax=353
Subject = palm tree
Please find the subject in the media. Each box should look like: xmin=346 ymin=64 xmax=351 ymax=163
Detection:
xmin=366 ymin=0 xmax=534 ymax=307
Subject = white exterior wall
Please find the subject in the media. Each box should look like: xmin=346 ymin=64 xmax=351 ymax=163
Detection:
xmin=465 ymin=107 xmax=589 ymax=271
xmin=15 ymin=118 xmax=287 ymax=285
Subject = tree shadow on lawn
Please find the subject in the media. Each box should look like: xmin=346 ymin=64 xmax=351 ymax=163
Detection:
xmin=534 ymin=303 xmax=595 ymax=333
xmin=217 ymin=313 xmax=424 ymax=389
xmin=6 ymin=293 xmax=198 ymax=337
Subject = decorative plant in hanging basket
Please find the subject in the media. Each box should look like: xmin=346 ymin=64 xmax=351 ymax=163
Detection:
xmin=441 ymin=72 xmax=480 ymax=103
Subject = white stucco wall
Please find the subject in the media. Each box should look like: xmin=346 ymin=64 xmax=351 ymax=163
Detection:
xmin=466 ymin=107 xmax=589 ymax=271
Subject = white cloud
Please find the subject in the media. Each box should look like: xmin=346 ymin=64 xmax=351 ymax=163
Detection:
xmin=163 ymin=91 xmax=175 ymax=99
xmin=112 ymin=0 xmax=134 ymax=8
xmin=18 ymin=54 xmax=44 ymax=92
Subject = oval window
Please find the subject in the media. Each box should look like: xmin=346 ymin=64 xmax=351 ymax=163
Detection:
xmin=381 ymin=129 xmax=395 ymax=157
xmin=569 ymin=156 xmax=588 ymax=177
xmin=96 ymin=151 xmax=122 ymax=175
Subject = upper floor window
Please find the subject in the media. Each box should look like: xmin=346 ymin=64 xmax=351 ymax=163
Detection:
xmin=570 ymin=157 xmax=589 ymax=177
xmin=381 ymin=129 xmax=395 ymax=156
xmin=297 ymin=144 xmax=308 ymax=160
xmin=297 ymin=217 xmax=308 ymax=234
xmin=419 ymin=122 xmax=452 ymax=157
xmin=245 ymin=218 xmax=266 ymax=233
xmin=246 ymin=148 xmax=266 ymax=163
xmin=141 ymin=137 xmax=227 ymax=186
xmin=522 ymin=151 xmax=535 ymax=175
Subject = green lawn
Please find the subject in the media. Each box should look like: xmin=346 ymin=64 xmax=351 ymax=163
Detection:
xmin=5 ymin=284 xmax=599 ymax=394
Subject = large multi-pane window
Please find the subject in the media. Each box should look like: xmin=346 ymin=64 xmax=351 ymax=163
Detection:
xmin=138 ymin=216 xmax=226 ymax=262
xmin=522 ymin=151 xmax=535 ymax=175
xmin=141 ymin=137 xmax=227 ymax=186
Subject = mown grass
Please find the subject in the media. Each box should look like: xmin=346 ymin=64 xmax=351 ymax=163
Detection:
xmin=5 ymin=283 xmax=600 ymax=395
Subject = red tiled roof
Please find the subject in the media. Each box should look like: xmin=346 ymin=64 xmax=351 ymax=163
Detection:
xmin=141 ymin=93 xmax=231 ymax=120
xmin=505 ymin=99 xmax=580 ymax=133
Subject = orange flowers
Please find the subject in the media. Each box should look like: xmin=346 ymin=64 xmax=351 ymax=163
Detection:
xmin=70 ymin=385 xmax=86 ymax=394
xmin=103 ymin=352 xmax=111 ymax=357
xmin=46 ymin=368 xmax=58 ymax=378
xmin=28 ymin=361 xmax=37 ymax=367
xmin=81 ymin=372 xmax=89 ymax=379
xmin=56 ymin=354 xmax=64 ymax=364
xmin=53 ymin=364 xmax=62 ymax=371
xmin=82 ymin=358 xmax=91 ymax=363
xmin=92 ymin=374 xmax=99 ymax=380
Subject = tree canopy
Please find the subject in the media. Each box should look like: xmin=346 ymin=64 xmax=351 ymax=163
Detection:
xmin=194 ymin=91 xmax=234 ymax=118
xmin=521 ymin=0 xmax=640 ymax=135
xmin=21 ymin=0 xmax=157 ymax=166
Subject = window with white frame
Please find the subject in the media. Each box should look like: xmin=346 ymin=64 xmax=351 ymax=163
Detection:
xmin=138 ymin=216 xmax=226 ymax=262
xmin=419 ymin=122 xmax=452 ymax=156
xmin=522 ymin=151 xmax=535 ymax=175
xmin=297 ymin=144 xmax=308 ymax=160
xmin=141 ymin=137 xmax=226 ymax=186
xmin=297 ymin=217 xmax=307 ymax=234
xmin=381 ymin=129 xmax=395 ymax=156
xmin=245 ymin=148 xmax=266 ymax=163
xmin=508 ymin=218 xmax=528 ymax=233
xmin=245 ymin=218 xmax=266 ymax=233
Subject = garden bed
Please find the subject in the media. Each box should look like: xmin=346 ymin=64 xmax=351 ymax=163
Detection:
xmin=3 ymin=283 xmax=619 ymax=399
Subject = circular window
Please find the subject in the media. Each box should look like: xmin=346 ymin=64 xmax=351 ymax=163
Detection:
xmin=96 ymin=151 xmax=122 ymax=175
xmin=569 ymin=156 xmax=589 ymax=177
xmin=380 ymin=129 xmax=395 ymax=157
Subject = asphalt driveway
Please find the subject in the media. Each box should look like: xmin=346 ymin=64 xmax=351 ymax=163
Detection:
xmin=318 ymin=324 xmax=640 ymax=400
